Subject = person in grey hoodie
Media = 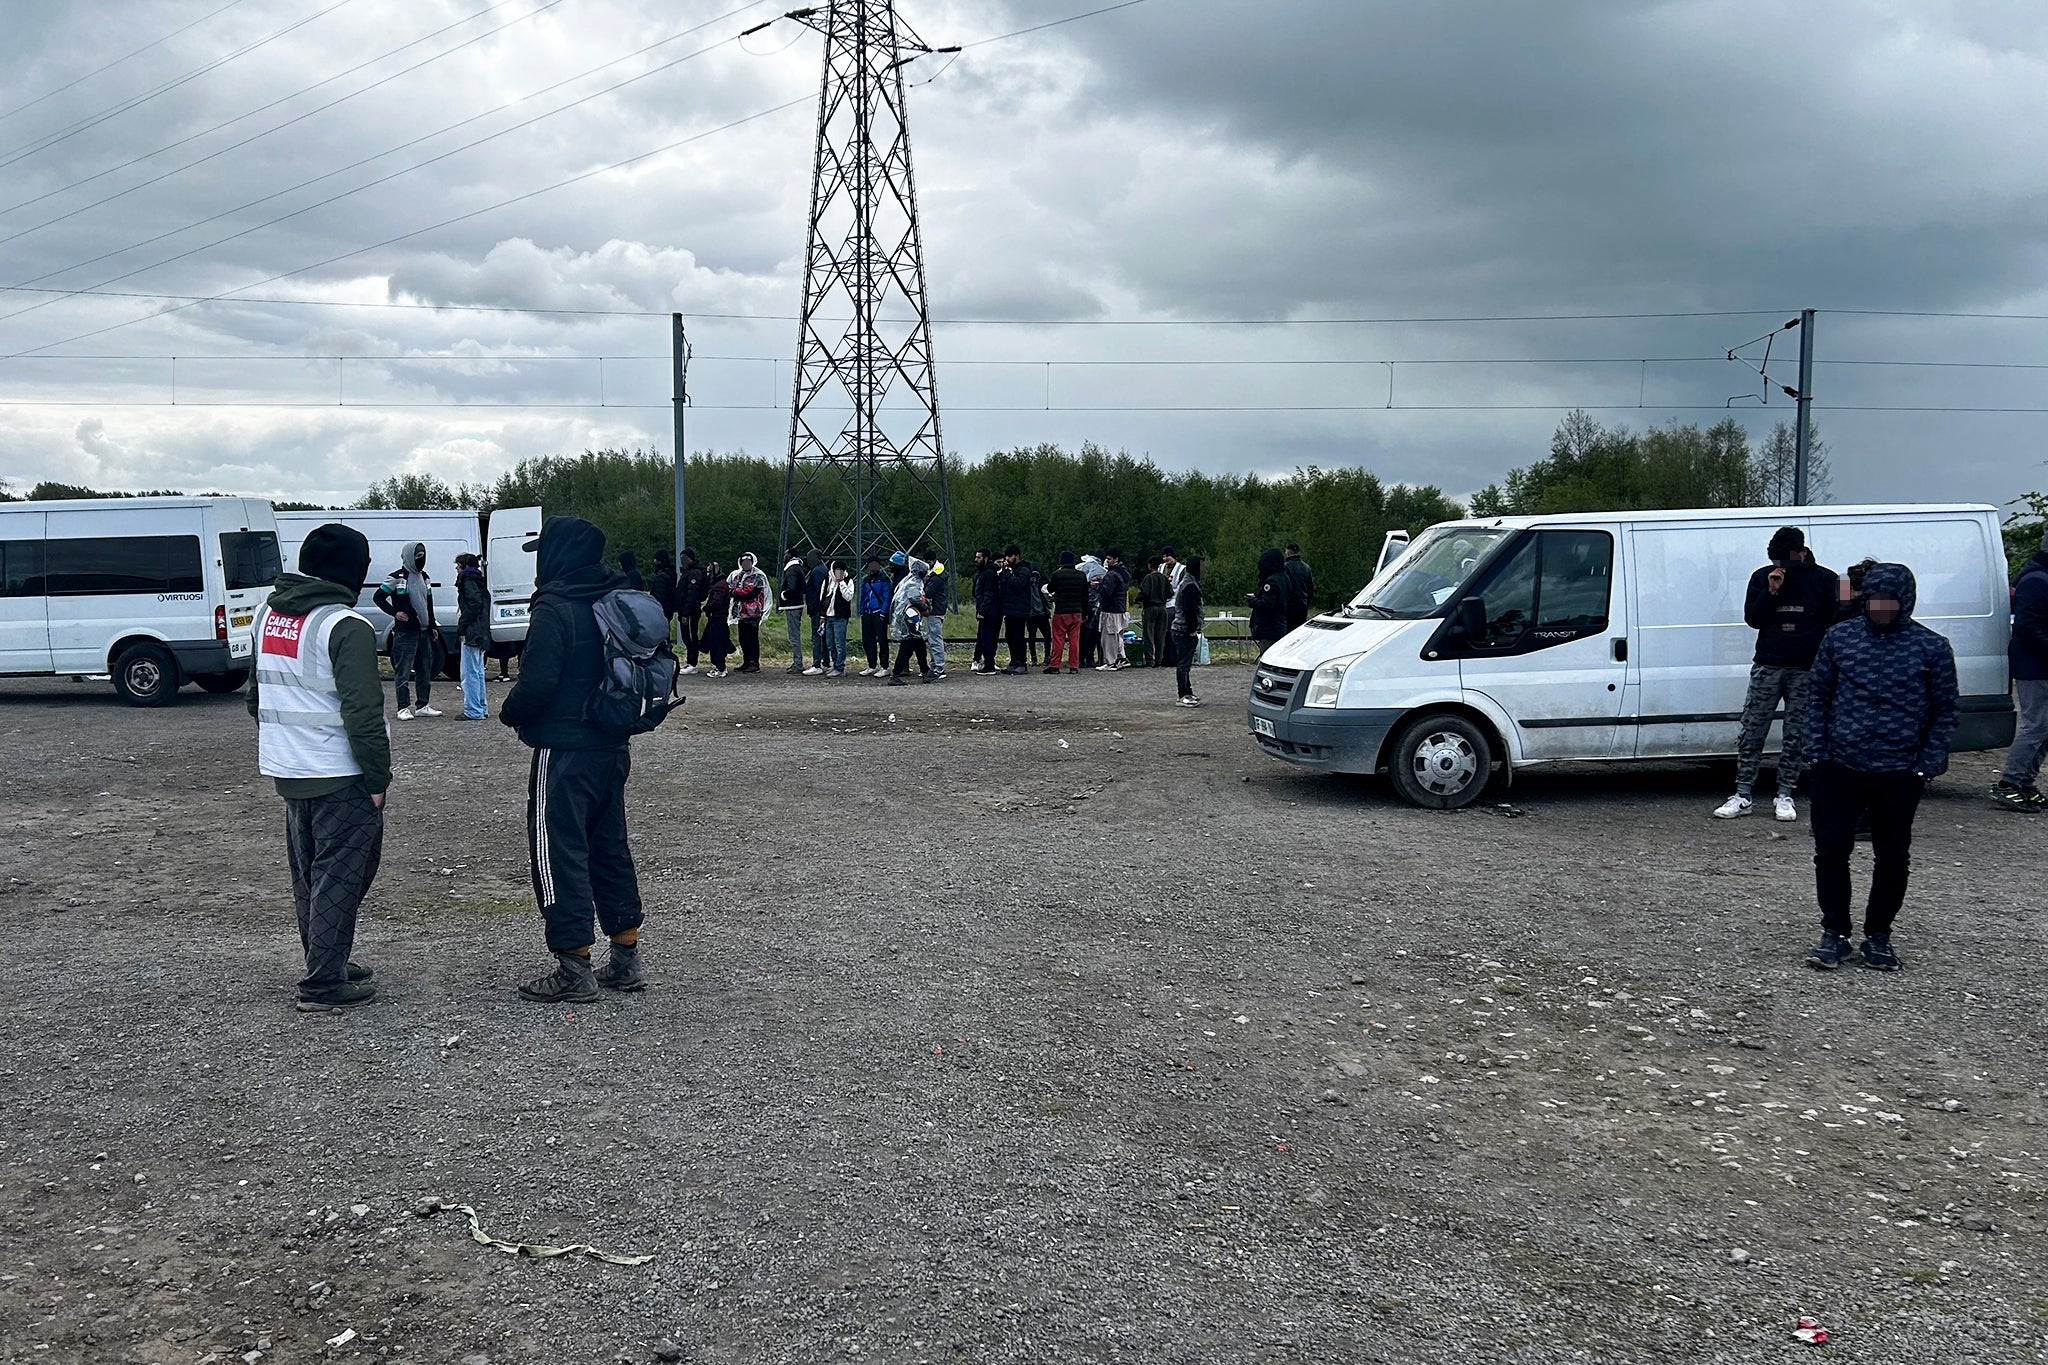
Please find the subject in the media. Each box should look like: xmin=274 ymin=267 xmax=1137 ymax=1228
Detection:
xmin=248 ymin=525 xmax=390 ymax=1012
xmin=372 ymin=540 xmax=440 ymax=719
xmin=1803 ymin=562 xmax=1958 ymax=972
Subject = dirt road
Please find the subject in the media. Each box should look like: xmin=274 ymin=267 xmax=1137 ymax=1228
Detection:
xmin=1 ymin=665 xmax=2042 ymax=1364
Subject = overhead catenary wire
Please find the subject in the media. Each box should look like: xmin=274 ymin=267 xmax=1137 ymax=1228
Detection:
xmin=3 ymin=399 xmax=2045 ymax=414
xmin=0 ymin=0 xmax=774 ymax=325
xmin=0 ymin=0 xmax=362 ymax=170
xmin=0 ymin=0 xmax=573 ymax=226
xmin=0 ymin=0 xmax=254 ymax=127
xmin=12 ymin=352 xmax=2048 ymax=370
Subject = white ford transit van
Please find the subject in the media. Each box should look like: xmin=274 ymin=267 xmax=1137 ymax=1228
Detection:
xmin=0 ymin=496 xmax=281 ymax=705
xmin=275 ymin=506 xmax=543 ymax=668
xmin=1247 ymin=504 xmax=2015 ymax=807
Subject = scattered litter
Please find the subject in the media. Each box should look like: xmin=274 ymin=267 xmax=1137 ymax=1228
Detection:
xmin=1492 ymin=803 xmax=1526 ymax=818
xmin=1728 ymin=1247 xmax=1751 ymax=1265
xmin=349 ymin=1204 xmax=370 ymax=1218
xmin=1057 ymin=739 xmax=1070 ymax=749
xmin=442 ymin=1033 xmax=463 ymax=1050
xmin=326 ymin=1328 xmax=357 ymax=1349
xmin=1793 ymin=1317 xmax=1827 ymax=1345
xmin=419 ymin=1198 xmax=654 ymax=1265
xmin=887 ymin=714 xmax=898 ymax=724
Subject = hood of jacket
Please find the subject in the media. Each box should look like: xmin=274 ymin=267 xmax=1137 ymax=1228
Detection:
xmin=533 ymin=515 xmax=609 ymax=593
xmin=1862 ymin=561 xmax=1916 ymax=631
xmin=267 ymin=571 xmax=360 ymax=615
xmin=906 ymin=557 xmax=930 ymax=578
xmin=381 ymin=541 xmax=432 ymax=607
xmin=1257 ymin=547 xmax=1285 ymax=581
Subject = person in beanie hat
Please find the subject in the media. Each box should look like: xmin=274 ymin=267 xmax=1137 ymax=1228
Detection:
xmin=454 ymin=552 xmax=490 ymax=720
xmin=1713 ymin=526 xmax=1837 ymax=822
xmin=502 ymin=516 xmax=647 ymax=1002
xmin=248 ymin=524 xmax=390 ymax=1012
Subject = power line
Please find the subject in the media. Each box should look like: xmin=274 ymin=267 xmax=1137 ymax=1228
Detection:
xmin=0 ymin=0 xmax=254 ymax=127
xmin=0 ymin=1 xmax=781 ymax=331
xmin=0 ymin=0 xmax=361 ymax=170
xmin=11 ymin=352 xmax=2048 ymax=370
xmin=2 ymin=399 xmax=2046 ymax=414
xmin=960 ymin=0 xmax=1156 ymax=47
xmin=0 ymin=0 xmax=569 ymax=227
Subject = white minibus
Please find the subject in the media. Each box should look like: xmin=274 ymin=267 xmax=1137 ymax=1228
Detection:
xmin=275 ymin=506 xmax=543 ymax=673
xmin=0 ymin=496 xmax=281 ymax=705
xmin=1247 ymin=504 xmax=2016 ymax=807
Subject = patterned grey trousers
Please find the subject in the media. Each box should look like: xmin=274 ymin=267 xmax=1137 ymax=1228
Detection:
xmin=285 ymin=782 xmax=384 ymax=993
xmin=1735 ymin=663 xmax=1811 ymax=797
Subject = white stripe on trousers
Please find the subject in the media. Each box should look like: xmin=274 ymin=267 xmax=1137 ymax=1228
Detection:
xmin=534 ymin=748 xmax=556 ymax=905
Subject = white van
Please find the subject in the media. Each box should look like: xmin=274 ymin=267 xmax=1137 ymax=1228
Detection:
xmin=1247 ymin=504 xmax=2016 ymax=807
xmin=0 ymin=495 xmax=281 ymax=705
xmin=275 ymin=507 xmax=543 ymax=670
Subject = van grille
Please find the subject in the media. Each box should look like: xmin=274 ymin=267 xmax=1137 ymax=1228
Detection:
xmin=1252 ymin=664 xmax=1301 ymax=706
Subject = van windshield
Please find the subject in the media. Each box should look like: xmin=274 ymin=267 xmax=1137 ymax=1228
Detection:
xmin=221 ymin=531 xmax=282 ymax=591
xmin=1344 ymin=526 xmax=1509 ymax=619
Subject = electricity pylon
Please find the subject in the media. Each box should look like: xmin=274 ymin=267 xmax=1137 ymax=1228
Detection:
xmin=764 ymin=1 xmax=958 ymax=573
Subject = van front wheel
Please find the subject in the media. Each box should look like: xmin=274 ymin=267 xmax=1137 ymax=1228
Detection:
xmin=1388 ymin=713 xmax=1492 ymax=809
xmin=112 ymin=643 xmax=180 ymax=708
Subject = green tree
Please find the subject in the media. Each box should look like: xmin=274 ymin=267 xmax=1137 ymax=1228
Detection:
xmin=356 ymin=473 xmax=464 ymax=510
xmin=2007 ymin=489 xmax=2047 ymax=577
xmin=1751 ymin=420 xmax=1833 ymax=505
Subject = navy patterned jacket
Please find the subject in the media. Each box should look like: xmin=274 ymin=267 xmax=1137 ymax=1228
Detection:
xmin=1807 ymin=563 xmax=1959 ymax=777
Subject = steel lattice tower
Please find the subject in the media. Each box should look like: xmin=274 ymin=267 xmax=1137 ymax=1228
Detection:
xmin=775 ymin=0 xmax=956 ymax=574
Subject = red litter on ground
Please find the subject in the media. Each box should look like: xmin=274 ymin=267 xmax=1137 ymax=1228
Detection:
xmin=1794 ymin=1318 xmax=1828 ymax=1345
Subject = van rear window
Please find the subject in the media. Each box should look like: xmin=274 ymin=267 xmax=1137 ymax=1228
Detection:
xmin=1 ymin=539 xmax=46 ymax=597
xmin=221 ymin=531 xmax=282 ymax=591
xmin=47 ymin=535 xmax=204 ymax=596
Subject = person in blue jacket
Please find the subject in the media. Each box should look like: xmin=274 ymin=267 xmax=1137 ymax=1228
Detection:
xmin=857 ymin=556 xmax=893 ymax=676
xmin=1803 ymin=563 xmax=1958 ymax=972
xmin=1992 ymin=531 xmax=2048 ymax=812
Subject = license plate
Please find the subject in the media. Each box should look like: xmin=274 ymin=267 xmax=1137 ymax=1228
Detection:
xmin=1250 ymin=717 xmax=1275 ymax=738
xmin=232 ymin=613 xmax=253 ymax=628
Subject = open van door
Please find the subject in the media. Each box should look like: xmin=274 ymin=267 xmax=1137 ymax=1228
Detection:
xmin=486 ymin=506 xmax=543 ymax=645
xmin=1376 ymin=530 xmax=1410 ymax=576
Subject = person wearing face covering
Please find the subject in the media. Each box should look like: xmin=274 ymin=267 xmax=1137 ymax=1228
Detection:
xmin=1802 ymin=562 xmax=1958 ymax=973
xmin=248 ymin=525 xmax=390 ymax=1013
xmin=501 ymin=516 xmax=646 ymax=1003
xmin=372 ymin=540 xmax=441 ymax=719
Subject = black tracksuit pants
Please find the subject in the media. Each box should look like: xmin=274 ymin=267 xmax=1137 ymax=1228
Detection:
xmin=284 ymin=781 xmax=384 ymax=995
xmin=679 ymin=609 xmax=702 ymax=666
xmin=528 ymin=746 xmax=643 ymax=953
xmin=1810 ymin=762 xmax=1923 ymax=939
xmin=975 ymin=612 xmax=1001 ymax=667
xmin=862 ymin=613 xmax=888 ymax=669
xmin=1004 ymin=615 xmax=1029 ymax=668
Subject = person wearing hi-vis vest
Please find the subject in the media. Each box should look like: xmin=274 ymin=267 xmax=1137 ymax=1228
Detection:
xmin=247 ymin=524 xmax=392 ymax=1013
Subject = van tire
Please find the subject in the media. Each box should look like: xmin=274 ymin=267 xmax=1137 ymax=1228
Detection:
xmin=193 ymin=670 xmax=249 ymax=694
xmin=112 ymin=643 xmax=180 ymax=708
xmin=1388 ymin=713 xmax=1492 ymax=809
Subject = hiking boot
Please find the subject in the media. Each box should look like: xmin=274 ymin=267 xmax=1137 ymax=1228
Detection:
xmin=1990 ymin=780 xmax=2041 ymax=813
xmin=1712 ymin=794 xmax=1753 ymax=819
xmin=346 ymin=961 xmax=373 ymax=983
xmin=518 ymin=952 xmax=599 ymax=1004
xmin=297 ymin=980 xmax=378 ymax=1013
xmin=1804 ymin=931 xmax=1856 ymax=971
xmin=595 ymin=941 xmax=645 ymax=992
xmin=1859 ymin=934 xmax=1902 ymax=971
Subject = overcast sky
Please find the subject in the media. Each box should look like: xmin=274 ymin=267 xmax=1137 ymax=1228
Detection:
xmin=0 ymin=0 xmax=2043 ymax=509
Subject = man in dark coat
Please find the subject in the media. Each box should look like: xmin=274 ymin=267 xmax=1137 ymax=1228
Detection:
xmin=675 ymin=549 xmax=708 ymax=674
xmin=1804 ymin=563 xmax=1959 ymax=972
xmin=970 ymin=548 xmax=1000 ymax=673
xmin=1282 ymin=543 xmax=1316 ymax=631
xmin=996 ymin=545 xmax=1036 ymax=674
xmin=502 ymin=516 xmax=645 ymax=1002
xmin=1993 ymin=532 xmax=2048 ymax=811
xmin=454 ymin=552 xmax=491 ymax=720
xmin=1714 ymin=526 xmax=1838 ymax=823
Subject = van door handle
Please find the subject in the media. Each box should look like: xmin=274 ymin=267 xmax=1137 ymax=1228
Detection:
xmin=1611 ymin=637 xmax=1628 ymax=662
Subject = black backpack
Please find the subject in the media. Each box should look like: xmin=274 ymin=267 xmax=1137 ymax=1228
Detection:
xmin=585 ymin=589 xmax=680 ymax=736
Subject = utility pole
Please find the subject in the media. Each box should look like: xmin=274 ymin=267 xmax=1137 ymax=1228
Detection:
xmin=672 ymin=312 xmax=691 ymax=566
xmin=756 ymin=1 xmax=960 ymax=573
xmin=1792 ymin=307 xmax=1815 ymax=506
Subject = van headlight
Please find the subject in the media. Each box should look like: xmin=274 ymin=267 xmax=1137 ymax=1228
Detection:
xmin=1303 ymin=653 xmax=1362 ymax=709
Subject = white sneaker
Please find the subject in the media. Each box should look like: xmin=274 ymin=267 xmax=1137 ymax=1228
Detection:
xmin=678 ymin=664 xmax=697 ymax=675
xmin=415 ymin=705 xmax=442 ymax=718
xmin=396 ymin=708 xmax=414 ymax=720
xmin=708 ymin=669 xmax=726 ymax=678
xmin=1712 ymin=794 xmax=1753 ymax=819
xmin=1774 ymin=795 xmax=1797 ymax=822
xmin=802 ymin=666 xmax=824 ymax=676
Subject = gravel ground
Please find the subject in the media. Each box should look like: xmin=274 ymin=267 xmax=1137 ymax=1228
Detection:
xmin=0 ymin=663 xmax=2043 ymax=1365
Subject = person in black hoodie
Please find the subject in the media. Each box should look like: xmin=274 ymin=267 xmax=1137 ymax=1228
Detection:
xmin=1248 ymin=547 xmax=1289 ymax=652
xmin=675 ymin=549 xmax=708 ymax=674
xmin=617 ymin=549 xmax=645 ymax=592
xmin=651 ymin=548 xmax=679 ymax=627
xmin=1992 ymin=532 xmax=2048 ymax=812
xmin=1171 ymin=555 xmax=1206 ymax=705
xmin=1713 ymin=526 xmax=1837 ymax=823
xmin=1804 ymin=562 xmax=1957 ymax=971
xmin=501 ymin=516 xmax=644 ymax=1003
xmin=970 ymin=548 xmax=1000 ymax=673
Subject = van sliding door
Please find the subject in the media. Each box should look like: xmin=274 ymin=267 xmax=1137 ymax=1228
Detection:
xmin=0 ymin=516 xmax=52 ymax=672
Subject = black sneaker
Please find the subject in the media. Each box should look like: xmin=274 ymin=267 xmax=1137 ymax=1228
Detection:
xmin=1805 ymin=931 xmax=1856 ymax=971
xmin=518 ymin=953 xmax=599 ymax=1004
xmin=595 ymin=941 xmax=644 ymax=992
xmin=2028 ymin=787 xmax=2048 ymax=812
xmin=888 ymin=674 xmax=906 ymax=686
xmin=1990 ymin=780 xmax=2041 ymax=813
xmin=1042 ymin=666 xmax=1060 ymax=674
xmin=297 ymin=980 xmax=379 ymax=1013
xmin=1859 ymin=934 xmax=1902 ymax=971
xmin=345 ymin=961 xmax=373 ymax=983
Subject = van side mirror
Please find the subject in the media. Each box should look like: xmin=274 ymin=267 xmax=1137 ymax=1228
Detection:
xmin=1452 ymin=597 xmax=1487 ymax=640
